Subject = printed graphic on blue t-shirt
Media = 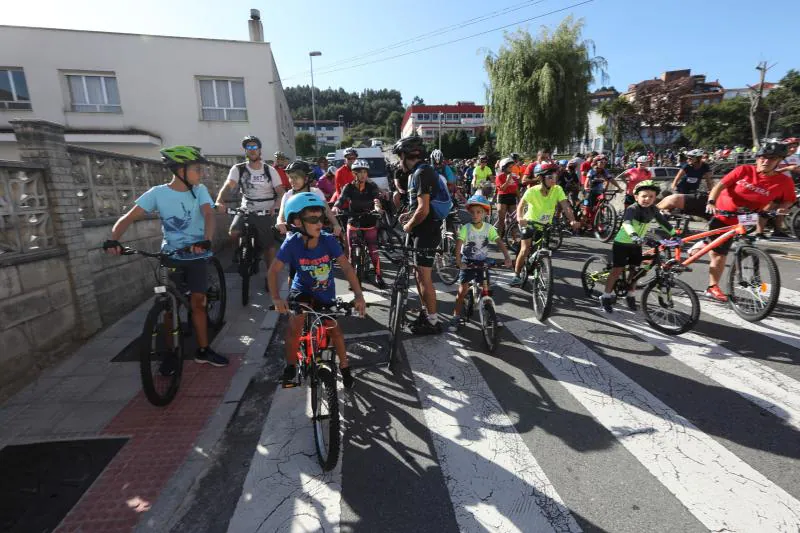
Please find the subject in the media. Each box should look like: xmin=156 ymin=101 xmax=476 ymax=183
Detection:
xmin=277 ymin=232 xmax=343 ymax=304
xmin=135 ymin=184 xmax=213 ymax=260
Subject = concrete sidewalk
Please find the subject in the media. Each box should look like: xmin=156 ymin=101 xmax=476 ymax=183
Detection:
xmin=0 ymin=257 xmax=282 ymax=533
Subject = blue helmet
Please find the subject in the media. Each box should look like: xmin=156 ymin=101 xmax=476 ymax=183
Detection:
xmin=466 ymin=194 xmax=492 ymax=212
xmin=285 ymin=192 xmax=326 ymax=222
xmin=559 ymin=159 xmax=568 ymax=166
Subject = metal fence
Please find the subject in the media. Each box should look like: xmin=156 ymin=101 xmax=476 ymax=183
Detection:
xmin=0 ymin=163 xmax=55 ymax=256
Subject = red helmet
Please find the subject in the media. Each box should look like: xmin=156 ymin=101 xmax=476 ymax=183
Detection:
xmin=534 ymin=162 xmax=560 ymax=176
xmin=783 ymin=137 xmax=800 ymax=145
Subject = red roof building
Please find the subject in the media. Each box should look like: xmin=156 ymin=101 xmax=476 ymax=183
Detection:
xmin=400 ymin=101 xmax=487 ymax=140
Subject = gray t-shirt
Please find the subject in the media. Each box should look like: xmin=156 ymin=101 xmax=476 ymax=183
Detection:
xmin=227 ymin=162 xmax=280 ymax=211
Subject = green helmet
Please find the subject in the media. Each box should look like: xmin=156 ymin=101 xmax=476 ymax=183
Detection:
xmin=160 ymin=145 xmax=209 ymax=170
xmin=633 ymin=179 xmax=660 ymax=194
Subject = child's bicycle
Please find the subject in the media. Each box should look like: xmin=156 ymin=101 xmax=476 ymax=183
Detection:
xmin=270 ymin=298 xmax=364 ymax=471
xmin=580 ymin=237 xmax=700 ymax=335
xmin=461 ymin=260 xmax=505 ymax=352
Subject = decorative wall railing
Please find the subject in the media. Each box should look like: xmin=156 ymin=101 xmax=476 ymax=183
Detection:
xmin=0 ymin=163 xmax=55 ymax=256
xmin=68 ymin=147 xmax=231 ymax=221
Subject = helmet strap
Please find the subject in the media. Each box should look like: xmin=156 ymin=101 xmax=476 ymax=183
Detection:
xmin=177 ymin=164 xmax=196 ymax=198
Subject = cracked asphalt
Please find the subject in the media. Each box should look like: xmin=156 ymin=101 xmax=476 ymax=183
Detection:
xmin=169 ymin=234 xmax=800 ymax=533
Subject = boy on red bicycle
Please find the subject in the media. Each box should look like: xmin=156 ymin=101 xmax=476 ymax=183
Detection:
xmin=268 ymin=193 xmax=366 ymax=389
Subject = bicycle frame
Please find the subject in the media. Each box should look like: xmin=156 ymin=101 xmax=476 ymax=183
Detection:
xmin=672 ymin=222 xmax=749 ymax=267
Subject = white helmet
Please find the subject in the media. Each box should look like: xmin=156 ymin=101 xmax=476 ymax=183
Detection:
xmin=686 ymin=149 xmax=705 ymax=158
xmin=343 ymin=147 xmax=359 ymax=158
xmin=498 ymin=157 xmax=514 ymax=172
xmin=636 ymin=155 xmax=649 ymax=163
xmin=430 ymin=149 xmax=444 ymax=164
xmin=351 ymin=159 xmax=370 ymax=171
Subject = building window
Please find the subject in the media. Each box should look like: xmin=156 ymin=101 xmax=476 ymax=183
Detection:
xmin=198 ymin=78 xmax=247 ymax=121
xmin=326 ymin=126 xmax=334 ymax=131
xmin=0 ymin=68 xmax=31 ymax=110
xmin=326 ymin=136 xmax=335 ymax=141
xmin=66 ymin=74 xmax=120 ymax=113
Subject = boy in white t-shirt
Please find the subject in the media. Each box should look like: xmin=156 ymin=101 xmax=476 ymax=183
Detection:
xmin=449 ymin=195 xmax=512 ymax=332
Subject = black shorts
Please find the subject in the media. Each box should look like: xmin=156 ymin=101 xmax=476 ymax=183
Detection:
xmin=458 ymin=266 xmax=486 ymax=285
xmin=411 ymin=231 xmax=441 ymax=268
xmin=287 ymin=290 xmax=335 ymax=311
xmin=520 ymin=225 xmax=543 ymax=242
xmin=164 ymin=258 xmax=209 ymax=294
xmin=682 ymin=192 xmax=710 ymax=219
xmin=498 ymin=193 xmax=518 ymax=206
xmin=708 ymin=217 xmax=734 ymax=256
xmin=612 ymin=242 xmax=643 ymax=268
xmin=231 ymin=211 xmax=277 ymax=250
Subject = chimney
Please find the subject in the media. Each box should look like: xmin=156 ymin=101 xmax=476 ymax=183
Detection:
xmin=248 ymin=9 xmax=264 ymax=42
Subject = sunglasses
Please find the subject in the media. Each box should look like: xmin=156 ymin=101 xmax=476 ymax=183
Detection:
xmin=288 ymin=172 xmax=307 ymax=180
xmin=244 ymin=145 xmax=259 ymax=151
xmin=301 ymin=215 xmax=325 ymax=224
xmin=346 ymin=156 xmax=357 ymax=161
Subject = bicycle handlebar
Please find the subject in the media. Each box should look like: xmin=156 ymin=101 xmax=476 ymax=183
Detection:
xmin=104 ymin=241 xmax=210 ymax=258
xmin=268 ymin=298 xmax=369 ymax=317
xmin=717 ymin=209 xmax=779 ymax=218
xmin=381 ymin=243 xmax=443 ymax=255
xmin=334 ymin=210 xmax=382 ymax=218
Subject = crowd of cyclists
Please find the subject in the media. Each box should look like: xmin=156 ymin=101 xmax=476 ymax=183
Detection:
xmin=101 ymin=132 xmax=799 ymax=390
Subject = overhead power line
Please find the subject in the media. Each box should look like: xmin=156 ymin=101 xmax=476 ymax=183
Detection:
xmin=284 ymin=0 xmax=593 ymax=83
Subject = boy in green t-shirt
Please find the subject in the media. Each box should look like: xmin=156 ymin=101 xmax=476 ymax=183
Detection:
xmin=449 ymin=195 xmax=512 ymax=331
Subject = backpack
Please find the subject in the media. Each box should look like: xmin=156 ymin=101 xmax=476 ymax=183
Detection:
xmin=235 ymin=162 xmax=277 ymax=202
xmin=410 ymin=163 xmax=452 ymax=220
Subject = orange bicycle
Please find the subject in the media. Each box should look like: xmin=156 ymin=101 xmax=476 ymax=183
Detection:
xmin=669 ymin=209 xmax=780 ymax=322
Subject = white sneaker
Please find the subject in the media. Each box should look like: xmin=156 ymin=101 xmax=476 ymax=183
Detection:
xmin=687 ymin=240 xmax=706 ymax=257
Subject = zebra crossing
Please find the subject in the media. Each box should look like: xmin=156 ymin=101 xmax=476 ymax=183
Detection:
xmin=223 ymin=247 xmax=800 ymax=533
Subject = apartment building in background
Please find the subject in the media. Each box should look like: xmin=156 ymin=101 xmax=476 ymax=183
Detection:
xmin=0 ymin=10 xmax=294 ymax=163
xmin=294 ymin=120 xmax=345 ymax=148
xmin=400 ymin=102 xmax=487 ymax=140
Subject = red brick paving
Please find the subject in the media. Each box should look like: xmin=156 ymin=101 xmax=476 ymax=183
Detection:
xmin=55 ymin=355 xmax=244 ymax=533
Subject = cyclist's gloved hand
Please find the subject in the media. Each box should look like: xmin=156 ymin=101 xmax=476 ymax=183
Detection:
xmin=644 ymin=237 xmax=660 ymax=248
xmin=103 ymin=239 xmax=123 ymax=255
xmin=630 ymin=235 xmax=643 ymax=245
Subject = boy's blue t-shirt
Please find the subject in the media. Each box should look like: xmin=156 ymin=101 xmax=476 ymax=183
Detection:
xmin=277 ymin=232 xmax=343 ymax=304
xmin=135 ymin=183 xmax=213 ymax=260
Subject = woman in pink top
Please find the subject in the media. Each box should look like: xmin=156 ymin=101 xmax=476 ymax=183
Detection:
xmin=623 ymin=156 xmax=653 ymax=207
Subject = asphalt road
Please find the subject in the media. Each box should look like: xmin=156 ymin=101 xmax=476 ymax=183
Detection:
xmin=171 ymin=232 xmax=800 ymax=533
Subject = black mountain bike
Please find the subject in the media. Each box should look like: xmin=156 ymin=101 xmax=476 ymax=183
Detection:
xmin=337 ymin=211 xmax=385 ymax=285
xmin=110 ymin=244 xmax=226 ymax=406
xmin=517 ymin=222 xmax=555 ymax=321
xmin=228 ymin=207 xmax=269 ymax=306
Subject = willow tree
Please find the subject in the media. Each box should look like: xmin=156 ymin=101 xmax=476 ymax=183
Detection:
xmin=484 ymin=17 xmax=606 ymax=154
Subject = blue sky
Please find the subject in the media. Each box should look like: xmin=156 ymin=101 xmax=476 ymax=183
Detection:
xmin=5 ymin=0 xmax=796 ymax=105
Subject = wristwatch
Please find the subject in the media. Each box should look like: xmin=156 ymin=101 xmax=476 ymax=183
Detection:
xmin=706 ymin=199 xmax=716 ymax=205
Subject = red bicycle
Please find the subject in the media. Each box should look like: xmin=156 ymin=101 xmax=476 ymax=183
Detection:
xmin=577 ymin=187 xmax=620 ymax=242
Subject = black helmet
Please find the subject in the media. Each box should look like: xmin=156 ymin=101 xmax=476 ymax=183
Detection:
xmin=286 ymin=160 xmax=312 ymax=175
xmin=242 ymin=135 xmax=262 ymax=149
xmin=510 ymin=152 xmax=520 ymax=161
xmin=756 ymin=141 xmax=789 ymax=158
xmin=392 ymin=135 xmax=426 ymax=157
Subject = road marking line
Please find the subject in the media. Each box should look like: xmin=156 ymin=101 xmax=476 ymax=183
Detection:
xmin=403 ymin=335 xmax=581 ymax=533
xmin=590 ymin=307 xmax=800 ymax=431
xmin=503 ymin=316 xmax=800 ymax=532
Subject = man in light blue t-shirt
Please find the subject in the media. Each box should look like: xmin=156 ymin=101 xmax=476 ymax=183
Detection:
xmin=104 ymin=145 xmax=228 ymax=369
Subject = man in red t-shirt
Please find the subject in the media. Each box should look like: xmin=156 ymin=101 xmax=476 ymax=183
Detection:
xmin=622 ymin=156 xmax=653 ymax=207
xmin=580 ymin=151 xmax=597 ymax=188
xmin=495 ymin=157 xmax=519 ymax=236
xmin=273 ymin=151 xmax=291 ymax=189
xmin=702 ymin=142 xmax=796 ymax=302
xmin=330 ymin=147 xmax=359 ymax=204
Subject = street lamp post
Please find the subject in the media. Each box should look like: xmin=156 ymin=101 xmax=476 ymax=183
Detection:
xmin=309 ymin=51 xmax=322 ymax=157
xmin=438 ymin=112 xmax=443 ymax=151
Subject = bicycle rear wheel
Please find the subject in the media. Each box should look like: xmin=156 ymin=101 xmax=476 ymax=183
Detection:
xmin=580 ymin=255 xmax=610 ymax=298
xmin=641 ymin=276 xmax=699 ymax=335
xmin=479 ymin=299 xmax=498 ymax=352
xmin=790 ymin=209 xmax=800 ymax=238
xmin=727 ymin=245 xmax=780 ymax=322
xmin=593 ymin=204 xmax=618 ymax=242
xmin=435 ymin=233 xmax=459 ymax=285
xmin=388 ymin=283 xmax=405 ymax=371
xmin=353 ymin=246 xmax=365 ymax=283
xmin=140 ymin=299 xmax=184 ymax=406
xmin=504 ymin=221 xmax=522 ymax=254
xmin=206 ymin=256 xmax=226 ymax=330
xmin=311 ymin=358 xmax=340 ymax=471
xmin=531 ymin=255 xmax=554 ymax=321
xmin=239 ymin=236 xmax=252 ymax=306
xmin=547 ymin=224 xmax=563 ymax=252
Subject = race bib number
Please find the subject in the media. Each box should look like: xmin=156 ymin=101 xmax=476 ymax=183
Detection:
xmin=249 ymin=173 xmax=266 ymax=184
xmin=738 ymin=213 xmax=759 ymax=226
xmin=686 ymin=177 xmax=698 ymax=183
xmin=539 ymin=214 xmax=552 ymax=223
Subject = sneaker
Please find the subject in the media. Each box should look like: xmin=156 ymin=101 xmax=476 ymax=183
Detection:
xmin=771 ymin=230 xmax=790 ymax=239
xmin=411 ymin=317 xmax=442 ymax=335
xmin=448 ymin=315 xmax=466 ymax=332
xmin=599 ymin=295 xmax=614 ymax=313
xmin=374 ymin=275 xmax=388 ymax=290
xmin=509 ymin=275 xmax=523 ymax=287
xmin=158 ymin=352 xmax=179 ymax=377
xmin=754 ymin=233 xmax=769 ymax=241
xmin=281 ymin=364 xmax=297 ymax=387
xmin=687 ymin=240 xmax=706 ymax=257
xmin=705 ymin=285 xmax=728 ymax=302
xmin=625 ymin=295 xmax=637 ymax=311
xmin=340 ymin=366 xmax=354 ymax=389
xmin=194 ymin=347 xmax=229 ymax=367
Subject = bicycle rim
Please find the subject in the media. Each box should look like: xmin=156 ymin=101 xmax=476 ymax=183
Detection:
xmin=790 ymin=210 xmax=800 ymax=238
xmin=312 ymin=365 xmax=340 ymax=471
xmin=206 ymin=256 xmax=227 ymax=330
xmin=547 ymin=226 xmax=563 ymax=251
xmin=388 ymin=287 xmax=404 ymax=371
xmin=581 ymin=255 xmax=609 ymax=298
xmin=727 ymin=246 xmax=780 ymax=322
xmin=531 ymin=255 xmax=554 ymax=321
xmin=505 ymin=222 xmax=521 ymax=254
xmin=641 ymin=277 xmax=700 ymax=335
xmin=139 ymin=300 xmax=183 ymax=406
xmin=480 ymin=300 xmax=498 ymax=352
xmin=594 ymin=204 xmax=618 ymax=242
xmin=435 ymin=235 xmax=458 ymax=285
xmin=464 ymin=288 xmax=474 ymax=319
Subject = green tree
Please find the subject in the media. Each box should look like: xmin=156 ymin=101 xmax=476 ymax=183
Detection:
xmin=765 ymin=69 xmax=800 ymax=137
xmin=384 ymin=110 xmax=404 ymax=140
xmin=682 ymin=97 xmax=756 ymax=148
xmin=295 ymin=132 xmax=316 ymax=157
xmin=597 ymin=96 xmax=639 ymax=154
xmin=411 ymin=95 xmax=425 ymax=106
xmin=339 ymin=136 xmax=355 ymax=149
xmin=484 ymin=16 xmax=606 ymax=154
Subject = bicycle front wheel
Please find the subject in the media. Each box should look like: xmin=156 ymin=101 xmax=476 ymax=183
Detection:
xmin=388 ymin=284 xmax=405 ymax=371
xmin=311 ymin=363 xmax=340 ymax=471
xmin=581 ymin=255 xmax=610 ymax=298
xmin=531 ymin=255 xmax=554 ymax=321
xmin=504 ymin=221 xmax=522 ymax=254
xmin=239 ymin=237 xmax=251 ymax=306
xmin=727 ymin=245 xmax=780 ymax=322
xmin=790 ymin=209 xmax=800 ymax=238
xmin=139 ymin=299 xmax=184 ymax=406
xmin=435 ymin=234 xmax=459 ymax=285
xmin=547 ymin=224 xmax=563 ymax=252
xmin=641 ymin=276 xmax=699 ymax=335
xmin=479 ymin=299 xmax=498 ymax=352
xmin=206 ymin=256 xmax=227 ymax=330
xmin=593 ymin=204 xmax=618 ymax=242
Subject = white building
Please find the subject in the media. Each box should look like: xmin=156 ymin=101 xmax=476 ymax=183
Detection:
xmin=400 ymin=102 xmax=488 ymax=140
xmin=0 ymin=10 xmax=295 ymax=162
xmin=294 ymin=120 xmax=344 ymax=149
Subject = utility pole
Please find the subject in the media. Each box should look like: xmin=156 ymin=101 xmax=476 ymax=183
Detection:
xmin=309 ymin=51 xmax=322 ymax=157
xmin=749 ymin=60 xmax=776 ymax=149
xmin=438 ymin=112 xmax=443 ymax=151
